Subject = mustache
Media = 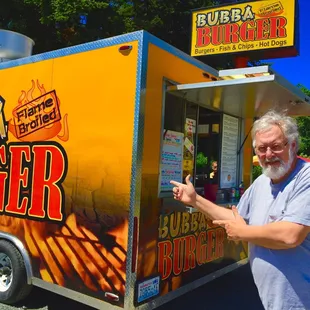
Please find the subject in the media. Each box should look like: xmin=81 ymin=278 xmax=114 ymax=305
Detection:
xmin=264 ymin=157 xmax=282 ymax=163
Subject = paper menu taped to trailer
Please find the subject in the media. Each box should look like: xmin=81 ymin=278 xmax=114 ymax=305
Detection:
xmin=220 ymin=114 xmax=239 ymax=188
xmin=159 ymin=130 xmax=184 ymax=192
xmin=185 ymin=118 xmax=196 ymax=133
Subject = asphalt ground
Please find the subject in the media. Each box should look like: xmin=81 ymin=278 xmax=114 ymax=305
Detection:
xmin=0 ymin=264 xmax=264 ymax=310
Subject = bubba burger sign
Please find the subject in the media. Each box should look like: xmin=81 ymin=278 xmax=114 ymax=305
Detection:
xmin=191 ymin=0 xmax=298 ymax=58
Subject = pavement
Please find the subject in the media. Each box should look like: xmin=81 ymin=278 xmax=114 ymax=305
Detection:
xmin=0 ymin=264 xmax=264 ymax=310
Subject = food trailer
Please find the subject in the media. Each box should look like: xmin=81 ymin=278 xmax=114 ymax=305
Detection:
xmin=0 ymin=0 xmax=308 ymax=309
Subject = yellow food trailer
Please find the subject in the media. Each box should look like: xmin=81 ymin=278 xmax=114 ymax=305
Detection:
xmin=0 ymin=29 xmax=308 ymax=309
xmin=0 ymin=4 xmax=307 ymax=309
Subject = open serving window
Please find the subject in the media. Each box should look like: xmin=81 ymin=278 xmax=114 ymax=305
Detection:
xmin=159 ymin=67 xmax=310 ymax=205
xmin=158 ymin=82 xmax=227 ymax=203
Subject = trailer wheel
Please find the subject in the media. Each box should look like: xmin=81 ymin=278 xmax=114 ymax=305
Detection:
xmin=0 ymin=240 xmax=32 ymax=304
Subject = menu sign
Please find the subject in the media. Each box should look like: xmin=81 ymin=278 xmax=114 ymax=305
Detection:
xmin=220 ymin=115 xmax=239 ymax=188
xmin=159 ymin=130 xmax=184 ymax=192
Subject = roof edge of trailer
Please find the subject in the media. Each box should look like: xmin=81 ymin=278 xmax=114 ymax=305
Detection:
xmin=217 ymin=66 xmax=310 ymax=106
xmin=167 ymin=70 xmax=310 ymax=118
xmin=0 ymin=30 xmax=220 ymax=78
xmin=167 ymin=74 xmax=276 ymax=91
xmin=144 ymin=32 xmax=219 ymax=78
xmin=0 ymin=30 xmax=145 ymax=70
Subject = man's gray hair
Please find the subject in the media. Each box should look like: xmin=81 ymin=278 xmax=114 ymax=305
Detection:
xmin=251 ymin=110 xmax=299 ymax=151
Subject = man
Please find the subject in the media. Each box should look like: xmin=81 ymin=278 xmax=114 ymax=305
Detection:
xmin=170 ymin=110 xmax=310 ymax=310
xmin=209 ymin=160 xmax=218 ymax=180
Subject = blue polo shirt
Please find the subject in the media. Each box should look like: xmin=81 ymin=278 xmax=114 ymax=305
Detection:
xmin=238 ymin=159 xmax=310 ymax=310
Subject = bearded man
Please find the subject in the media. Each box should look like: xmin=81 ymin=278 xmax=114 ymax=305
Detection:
xmin=170 ymin=110 xmax=310 ymax=310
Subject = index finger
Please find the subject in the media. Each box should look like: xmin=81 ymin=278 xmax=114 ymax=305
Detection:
xmin=213 ymin=220 xmax=229 ymax=225
xmin=232 ymin=206 xmax=239 ymax=218
xmin=170 ymin=180 xmax=183 ymax=187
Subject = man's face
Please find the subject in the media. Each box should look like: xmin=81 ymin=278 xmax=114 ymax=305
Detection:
xmin=255 ymin=125 xmax=295 ymax=180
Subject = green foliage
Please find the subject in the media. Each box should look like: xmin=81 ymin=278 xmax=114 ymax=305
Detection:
xmin=26 ymin=0 xmax=109 ymax=23
xmin=299 ymin=153 xmax=310 ymax=159
xmin=22 ymin=0 xmax=113 ymax=49
xmin=297 ymin=84 xmax=310 ymax=96
xmin=296 ymin=84 xmax=310 ymax=156
xmin=196 ymin=152 xmax=208 ymax=168
xmin=0 ymin=0 xmax=216 ymax=54
xmin=112 ymin=0 xmax=215 ymax=52
xmin=252 ymin=165 xmax=262 ymax=181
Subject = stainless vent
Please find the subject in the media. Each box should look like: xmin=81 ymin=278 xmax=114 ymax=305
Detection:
xmin=0 ymin=29 xmax=34 ymax=62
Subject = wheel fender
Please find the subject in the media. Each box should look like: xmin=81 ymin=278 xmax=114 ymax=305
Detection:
xmin=0 ymin=232 xmax=33 ymax=285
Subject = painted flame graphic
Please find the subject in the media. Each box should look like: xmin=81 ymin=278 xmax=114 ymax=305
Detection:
xmin=0 ymin=214 xmax=127 ymax=295
xmin=8 ymin=80 xmax=69 ymax=142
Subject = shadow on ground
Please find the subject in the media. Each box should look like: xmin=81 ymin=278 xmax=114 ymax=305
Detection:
xmin=157 ymin=264 xmax=264 ymax=310
xmin=12 ymin=264 xmax=263 ymax=310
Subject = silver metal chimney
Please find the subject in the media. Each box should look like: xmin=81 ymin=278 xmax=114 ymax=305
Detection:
xmin=0 ymin=29 xmax=35 ymax=62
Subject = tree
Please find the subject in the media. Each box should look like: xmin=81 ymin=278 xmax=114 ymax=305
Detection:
xmin=1 ymin=0 xmax=266 ymax=69
xmin=252 ymin=165 xmax=262 ymax=181
xmin=0 ymin=0 xmax=63 ymax=52
xmin=112 ymin=0 xmax=215 ymax=53
xmin=0 ymin=0 xmax=216 ymax=54
xmin=296 ymin=85 xmax=310 ymax=156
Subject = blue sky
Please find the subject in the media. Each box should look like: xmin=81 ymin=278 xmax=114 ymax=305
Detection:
xmin=266 ymin=0 xmax=310 ymax=88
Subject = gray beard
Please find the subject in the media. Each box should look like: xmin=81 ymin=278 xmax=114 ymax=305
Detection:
xmin=259 ymin=148 xmax=295 ymax=181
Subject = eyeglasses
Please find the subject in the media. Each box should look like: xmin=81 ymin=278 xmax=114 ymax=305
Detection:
xmin=255 ymin=141 xmax=288 ymax=155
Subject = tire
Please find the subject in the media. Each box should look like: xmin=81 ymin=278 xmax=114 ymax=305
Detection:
xmin=0 ymin=240 xmax=32 ymax=304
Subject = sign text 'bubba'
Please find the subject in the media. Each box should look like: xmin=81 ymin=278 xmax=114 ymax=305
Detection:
xmin=158 ymin=212 xmax=225 ymax=280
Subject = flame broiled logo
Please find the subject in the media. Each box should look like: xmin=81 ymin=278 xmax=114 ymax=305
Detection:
xmin=9 ymin=80 xmax=69 ymax=142
xmin=14 ymin=90 xmax=61 ymax=139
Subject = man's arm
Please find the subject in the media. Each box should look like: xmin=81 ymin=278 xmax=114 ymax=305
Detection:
xmin=237 ymin=221 xmax=310 ymax=250
xmin=192 ymin=195 xmax=235 ymax=221
xmin=193 ymin=184 xmax=253 ymax=221
xmin=170 ymin=176 xmax=235 ymax=221
xmin=213 ymin=207 xmax=310 ymax=250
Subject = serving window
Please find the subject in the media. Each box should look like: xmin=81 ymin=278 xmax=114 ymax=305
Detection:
xmin=159 ymin=89 xmax=241 ymax=203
